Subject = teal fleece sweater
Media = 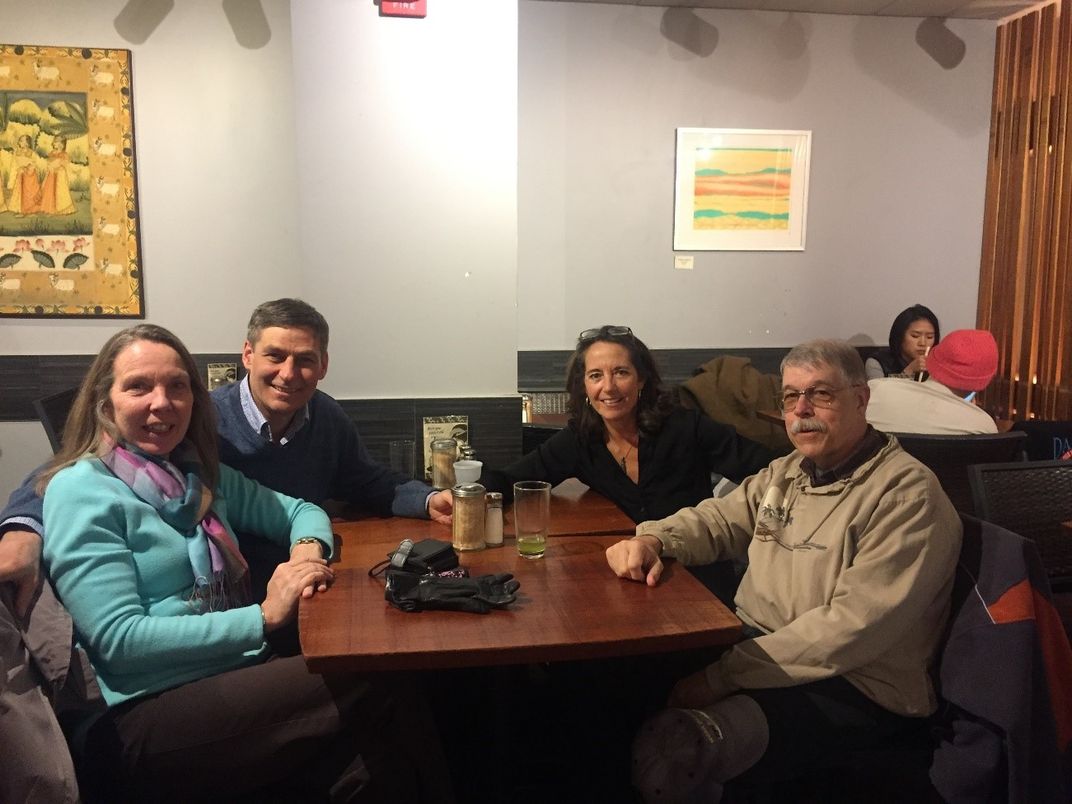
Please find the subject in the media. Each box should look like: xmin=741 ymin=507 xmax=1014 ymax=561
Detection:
xmin=42 ymin=458 xmax=332 ymax=707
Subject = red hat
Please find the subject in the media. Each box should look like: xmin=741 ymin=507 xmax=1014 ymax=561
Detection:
xmin=927 ymin=329 xmax=998 ymax=392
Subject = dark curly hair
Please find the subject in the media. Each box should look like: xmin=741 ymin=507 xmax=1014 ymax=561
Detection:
xmin=565 ymin=326 xmax=675 ymax=442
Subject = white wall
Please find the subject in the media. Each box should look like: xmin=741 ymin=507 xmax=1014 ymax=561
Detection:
xmin=289 ymin=0 xmax=519 ymax=399
xmin=0 ymin=0 xmax=520 ymax=498
xmin=517 ymin=2 xmax=996 ymax=349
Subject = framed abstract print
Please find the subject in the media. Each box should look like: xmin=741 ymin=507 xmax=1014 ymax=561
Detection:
xmin=673 ymin=128 xmax=811 ymax=252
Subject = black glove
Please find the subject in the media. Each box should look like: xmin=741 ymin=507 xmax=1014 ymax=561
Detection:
xmin=385 ymin=571 xmax=520 ymax=614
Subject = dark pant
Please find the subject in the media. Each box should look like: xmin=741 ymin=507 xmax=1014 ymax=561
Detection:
xmin=726 ymin=676 xmax=931 ymax=794
xmin=78 ymin=655 xmax=452 ymax=804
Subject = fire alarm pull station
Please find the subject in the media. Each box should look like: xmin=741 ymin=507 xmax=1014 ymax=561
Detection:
xmin=381 ymin=0 xmax=426 ymax=18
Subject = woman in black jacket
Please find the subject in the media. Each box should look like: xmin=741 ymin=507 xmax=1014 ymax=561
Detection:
xmin=483 ymin=325 xmax=775 ymax=524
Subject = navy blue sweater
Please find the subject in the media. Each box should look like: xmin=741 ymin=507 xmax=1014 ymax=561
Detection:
xmin=211 ymin=381 xmax=432 ymax=517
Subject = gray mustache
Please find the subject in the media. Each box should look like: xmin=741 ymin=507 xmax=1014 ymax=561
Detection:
xmin=790 ymin=419 xmax=828 ymax=435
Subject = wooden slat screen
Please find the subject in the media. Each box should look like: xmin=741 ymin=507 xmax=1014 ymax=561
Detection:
xmin=978 ymin=0 xmax=1072 ymax=420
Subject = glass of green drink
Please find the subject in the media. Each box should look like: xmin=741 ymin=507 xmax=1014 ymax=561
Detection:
xmin=512 ymin=481 xmax=551 ymax=559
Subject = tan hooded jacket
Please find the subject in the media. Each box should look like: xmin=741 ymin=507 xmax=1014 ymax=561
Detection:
xmin=638 ymin=435 xmax=962 ymax=717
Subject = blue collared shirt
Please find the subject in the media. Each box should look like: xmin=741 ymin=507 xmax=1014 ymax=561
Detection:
xmin=238 ymin=375 xmax=309 ymax=445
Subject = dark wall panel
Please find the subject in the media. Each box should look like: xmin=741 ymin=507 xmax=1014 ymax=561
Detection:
xmin=0 ymin=354 xmax=523 ymax=470
xmin=339 ymin=397 xmax=522 ymax=472
xmin=519 ymin=346 xmax=881 ymax=391
xmin=0 ymin=354 xmax=241 ymax=421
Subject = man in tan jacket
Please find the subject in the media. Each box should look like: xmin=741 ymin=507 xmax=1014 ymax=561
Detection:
xmin=608 ymin=339 xmax=962 ymax=801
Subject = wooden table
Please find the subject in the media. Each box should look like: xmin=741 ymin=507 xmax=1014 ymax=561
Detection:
xmin=300 ymin=533 xmax=741 ymax=673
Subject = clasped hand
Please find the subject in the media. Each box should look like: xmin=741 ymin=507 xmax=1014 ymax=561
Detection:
xmin=261 ymin=552 xmax=334 ymax=632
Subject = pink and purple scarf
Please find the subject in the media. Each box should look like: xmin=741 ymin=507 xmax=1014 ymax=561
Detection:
xmin=100 ymin=441 xmax=251 ymax=613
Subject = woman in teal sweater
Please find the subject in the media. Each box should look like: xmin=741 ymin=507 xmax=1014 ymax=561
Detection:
xmin=39 ymin=324 xmax=430 ymax=803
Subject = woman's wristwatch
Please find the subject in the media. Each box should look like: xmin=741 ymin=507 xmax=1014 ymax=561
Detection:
xmin=293 ymin=536 xmax=327 ymax=558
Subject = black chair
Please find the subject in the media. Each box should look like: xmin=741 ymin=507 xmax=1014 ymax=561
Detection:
xmin=32 ymin=387 xmax=78 ymax=454
xmin=1010 ymin=419 xmax=1072 ymax=461
xmin=521 ymin=423 xmax=561 ymax=455
xmin=968 ymin=458 xmax=1072 ymax=585
xmin=891 ymin=431 xmax=1027 ymax=515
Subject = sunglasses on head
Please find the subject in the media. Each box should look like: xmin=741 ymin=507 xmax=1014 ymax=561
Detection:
xmin=578 ymin=326 xmax=633 ymax=341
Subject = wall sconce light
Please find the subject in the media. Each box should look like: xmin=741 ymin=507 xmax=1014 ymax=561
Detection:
xmin=915 ymin=18 xmax=966 ymax=70
xmin=114 ymin=0 xmax=175 ymax=45
xmin=114 ymin=0 xmax=272 ymax=49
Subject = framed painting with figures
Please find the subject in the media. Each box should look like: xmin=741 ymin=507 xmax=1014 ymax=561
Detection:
xmin=0 ymin=43 xmax=143 ymax=318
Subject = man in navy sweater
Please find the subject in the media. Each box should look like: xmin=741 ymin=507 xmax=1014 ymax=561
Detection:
xmin=211 ymin=298 xmax=453 ymax=589
xmin=217 ymin=297 xmax=453 ymax=522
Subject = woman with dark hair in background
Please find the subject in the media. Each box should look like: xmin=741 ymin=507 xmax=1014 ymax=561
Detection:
xmin=482 ymin=325 xmax=774 ymax=523
xmin=865 ymin=304 xmax=941 ymax=381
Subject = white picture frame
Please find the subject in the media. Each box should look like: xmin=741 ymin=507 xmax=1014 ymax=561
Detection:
xmin=673 ymin=127 xmax=811 ymax=251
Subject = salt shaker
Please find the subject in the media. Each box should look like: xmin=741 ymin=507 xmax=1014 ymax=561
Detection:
xmin=484 ymin=492 xmax=503 ymax=547
xmin=431 ymin=438 xmax=457 ymax=489
xmin=451 ymin=483 xmax=487 ymax=551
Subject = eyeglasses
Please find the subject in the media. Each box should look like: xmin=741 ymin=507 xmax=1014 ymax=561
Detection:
xmin=778 ymin=385 xmax=859 ymax=412
xmin=578 ymin=326 xmax=633 ymax=341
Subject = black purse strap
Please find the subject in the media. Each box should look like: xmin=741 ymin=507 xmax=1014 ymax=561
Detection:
xmin=367 ymin=539 xmax=416 ymax=578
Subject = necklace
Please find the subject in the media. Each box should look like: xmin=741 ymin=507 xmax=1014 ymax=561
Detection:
xmin=617 ymin=444 xmax=634 ymax=473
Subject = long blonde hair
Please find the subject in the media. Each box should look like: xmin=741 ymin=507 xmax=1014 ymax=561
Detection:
xmin=36 ymin=324 xmax=219 ymax=493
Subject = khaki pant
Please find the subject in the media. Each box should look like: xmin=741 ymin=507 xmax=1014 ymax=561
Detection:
xmin=0 ymin=599 xmax=80 ymax=804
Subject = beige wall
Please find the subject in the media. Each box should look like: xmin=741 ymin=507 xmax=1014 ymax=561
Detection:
xmin=517 ymin=3 xmax=996 ymax=349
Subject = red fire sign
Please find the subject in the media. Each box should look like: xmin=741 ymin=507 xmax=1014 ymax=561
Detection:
xmin=380 ymin=0 xmax=426 ymax=18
